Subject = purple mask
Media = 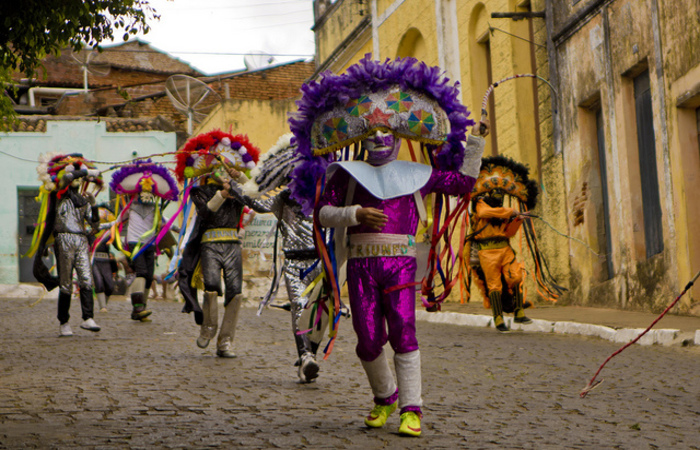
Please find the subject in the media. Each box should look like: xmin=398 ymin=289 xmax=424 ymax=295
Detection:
xmin=363 ymin=132 xmax=401 ymax=166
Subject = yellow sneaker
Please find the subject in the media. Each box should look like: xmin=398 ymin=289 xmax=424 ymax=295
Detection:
xmin=398 ymin=411 xmax=422 ymax=437
xmin=364 ymin=401 xmax=397 ymax=428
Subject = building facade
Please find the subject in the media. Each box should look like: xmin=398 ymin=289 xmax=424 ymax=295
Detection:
xmin=550 ymin=0 xmax=700 ymax=314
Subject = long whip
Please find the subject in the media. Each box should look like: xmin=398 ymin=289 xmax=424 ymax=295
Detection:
xmin=580 ymin=269 xmax=700 ymax=398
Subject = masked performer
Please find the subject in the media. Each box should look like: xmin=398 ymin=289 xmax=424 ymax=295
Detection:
xmin=90 ymin=205 xmax=118 ymax=312
xmin=28 ymin=153 xmax=104 ymax=336
xmin=229 ymin=134 xmax=330 ymax=382
xmin=109 ymin=159 xmax=180 ymax=322
xmin=468 ymin=155 xmax=538 ymax=332
xmin=175 ymin=131 xmax=259 ymax=358
xmin=288 ymin=56 xmax=487 ymax=437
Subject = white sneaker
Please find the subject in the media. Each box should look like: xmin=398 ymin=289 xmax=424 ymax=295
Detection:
xmin=59 ymin=323 xmax=73 ymax=337
xmin=298 ymin=352 xmax=319 ymax=383
xmin=80 ymin=318 xmax=101 ymax=332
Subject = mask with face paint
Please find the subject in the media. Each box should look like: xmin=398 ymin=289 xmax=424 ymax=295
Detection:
xmin=363 ymin=131 xmax=401 ymax=166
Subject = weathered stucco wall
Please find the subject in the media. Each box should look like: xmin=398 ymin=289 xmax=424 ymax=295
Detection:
xmin=552 ymin=0 xmax=700 ymax=314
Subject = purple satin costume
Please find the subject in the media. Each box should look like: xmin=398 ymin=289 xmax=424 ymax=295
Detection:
xmin=320 ymin=166 xmax=477 ymax=362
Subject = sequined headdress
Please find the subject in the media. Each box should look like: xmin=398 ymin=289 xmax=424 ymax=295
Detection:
xmin=288 ymin=54 xmax=475 ymax=213
xmin=472 ymin=155 xmax=538 ymax=210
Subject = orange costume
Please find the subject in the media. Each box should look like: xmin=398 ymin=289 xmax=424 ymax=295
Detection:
xmin=472 ymin=200 xmax=524 ymax=295
xmin=468 ymin=155 xmax=538 ymax=332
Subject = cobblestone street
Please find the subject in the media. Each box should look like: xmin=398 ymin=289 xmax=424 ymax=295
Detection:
xmin=1 ymin=296 xmax=699 ymax=449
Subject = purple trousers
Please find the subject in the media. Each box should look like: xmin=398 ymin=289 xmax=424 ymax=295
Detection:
xmin=347 ymin=256 xmax=419 ymax=361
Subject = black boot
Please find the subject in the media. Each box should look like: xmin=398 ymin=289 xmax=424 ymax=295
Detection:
xmin=490 ymin=291 xmax=510 ymax=333
xmin=79 ymin=287 xmax=95 ymax=321
xmin=310 ymin=340 xmax=320 ymax=357
xmin=513 ymin=286 xmax=532 ymax=324
xmin=294 ymin=334 xmax=313 ymax=366
xmin=130 ymin=292 xmax=152 ymax=321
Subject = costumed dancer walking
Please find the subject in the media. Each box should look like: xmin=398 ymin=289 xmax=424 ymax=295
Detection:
xmin=174 ymin=130 xmax=260 ymax=358
xmin=109 ymin=159 xmax=180 ymax=322
xmin=288 ymin=56 xmax=486 ymax=436
xmin=229 ymin=134 xmax=330 ymax=382
xmin=90 ymin=204 xmax=118 ymax=312
xmin=28 ymin=153 xmax=104 ymax=336
xmin=468 ymin=155 xmax=538 ymax=332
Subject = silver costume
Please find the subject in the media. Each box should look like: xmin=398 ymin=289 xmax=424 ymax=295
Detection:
xmin=54 ymin=189 xmax=99 ymax=325
xmin=54 ymin=193 xmax=95 ymax=293
xmin=231 ymin=186 xmax=329 ymax=380
xmin=56 ymin=233 xmax=93 ymax=293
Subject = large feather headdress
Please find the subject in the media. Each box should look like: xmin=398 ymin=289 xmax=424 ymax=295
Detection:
xmin=37 ymin=152 xmax=103 ymax=194
xmin=472 ymin=155 xmax=538 ymax=210
xmin=174 ymin=130 xmax=261 ymax=182
xmin=288 ymin=54 xmax=475 ymax=213
xmin=242 ymin=133 xmax=299 ymax=196
xmin=110 ymin=159 xmax=179 ymax=201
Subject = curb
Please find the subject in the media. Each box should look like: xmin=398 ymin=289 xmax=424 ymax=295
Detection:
xmin=0 ymin=284 xmax=58 ymax=300
xmin=4 ymin=284 xmax=699 ymax=347
xmin=415 ymin=310 xmax=699 ymax=347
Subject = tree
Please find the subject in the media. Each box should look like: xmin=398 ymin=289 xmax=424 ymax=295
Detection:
xmin=0 ymin=0 xmax=160 ymax=129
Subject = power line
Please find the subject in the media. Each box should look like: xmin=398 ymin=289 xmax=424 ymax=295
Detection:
xmin=104 ymin=49 xmax=313 ymax=57
xmin=0 ymin=149 xmax=40 ymax=163
xmin=159 ymin=7 xmax=310 ymax=20
xmin=237 ymin=18 xmax=313 ymax=31
xmin=164 ymin=0 xmax=310 ymax=10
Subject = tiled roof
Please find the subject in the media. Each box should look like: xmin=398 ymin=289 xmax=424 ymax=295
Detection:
xmin=89 ymin=40 xmax=202 ymax=75
xmin=15 ymin=39 xmax=202 ymax=88
xmin=7 ymin=116 xmax=177 ymax=133
xmin=204 ymin=60 xmax=315 ymax=101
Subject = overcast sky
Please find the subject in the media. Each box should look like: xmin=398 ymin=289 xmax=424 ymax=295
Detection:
xmin=108 ymin=0 xmax=316 ymax=75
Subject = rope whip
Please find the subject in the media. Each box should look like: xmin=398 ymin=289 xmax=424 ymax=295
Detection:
xmin=481 ymin=73 xmax=557 ymax=121
xmin=580 ymin=269 xmax=700 ymax=398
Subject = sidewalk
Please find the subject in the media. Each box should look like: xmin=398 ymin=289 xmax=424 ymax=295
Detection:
xmin=3 ymin=283 xmax=700 ymax=346
xmin=434 ymin=299 xmax=700 ymax=347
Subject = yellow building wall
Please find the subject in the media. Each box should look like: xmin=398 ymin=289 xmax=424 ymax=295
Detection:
xmin=315 ymin=1 xmax=369 ymax=67
xmin=194 ymin=98 xmax=298 ymax=154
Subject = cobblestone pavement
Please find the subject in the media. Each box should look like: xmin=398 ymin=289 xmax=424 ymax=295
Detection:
xmin=1 ymin=296 xmax=699 ymax=449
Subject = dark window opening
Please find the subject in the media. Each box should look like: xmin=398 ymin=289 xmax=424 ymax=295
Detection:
xmin=634 ymin=70 xmax=663 ymax=258
xmin=596 ymin=108 xmax=613 ymax=279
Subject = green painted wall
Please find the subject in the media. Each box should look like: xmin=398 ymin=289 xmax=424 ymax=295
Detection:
xmin=0 ymin=120 xmax=177 ymax=284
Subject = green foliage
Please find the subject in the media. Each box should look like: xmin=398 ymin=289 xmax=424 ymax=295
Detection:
xmin=0 ymin=0 xmax=159 ymax=77
xmin=0 ymin=0 xmax=159 ymax=127
xmin=1 ymin=68 xmax=16 ymax=131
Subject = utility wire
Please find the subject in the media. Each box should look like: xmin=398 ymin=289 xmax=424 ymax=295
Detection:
xmin=159 ymin=8 xmax=310 ymax=19
xmin=0 ymin=149 xmax=40 ymax=163
xmin=164 ymin=0 xmax=309 ymax=10
xmin=489 ymin=25 xmax=546 ymax=48
xmin=103 ymin=49 xmax=313 ymax=57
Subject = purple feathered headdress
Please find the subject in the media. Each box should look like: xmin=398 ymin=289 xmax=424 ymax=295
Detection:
xmin=288 ymin=54 xmax=474 ymax=213
xmin=110 ymin=159 xmax=180 ymax=201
